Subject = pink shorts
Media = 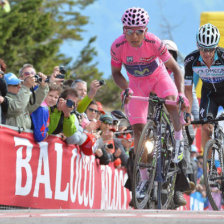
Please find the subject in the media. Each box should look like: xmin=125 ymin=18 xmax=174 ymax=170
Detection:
xmin=125 ymin=71 xmax=178 ymax=125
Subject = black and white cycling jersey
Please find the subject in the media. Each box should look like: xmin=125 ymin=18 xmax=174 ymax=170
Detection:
xmin=184 ymin=47 xmax=224 ymax=92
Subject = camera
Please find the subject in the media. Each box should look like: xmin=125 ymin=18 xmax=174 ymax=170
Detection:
xmin=34 ymin=74 xmax=42 ymax=83
xmin=66 ymin=99 xmax=75 ymax=108
xmin=55 ymin=66 xmax=66 ymax=79
xmin=107 ymin=143 xmax=113 ymax=149
xmin=59 ymin=66 xmax=66 ymax=75
xmin=35 ymin=74 xmax=50 ymax=83
xmin=99 ymin=80 xmax=105 ymax=86
xmin=56 ymin=74 xmax=65 ymax=79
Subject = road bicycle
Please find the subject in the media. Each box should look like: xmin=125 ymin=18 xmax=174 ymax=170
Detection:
xmin=191 ymin=113 xmax=224 ymax=210
xmin=123 ymin=93 xmax=183 ymax=209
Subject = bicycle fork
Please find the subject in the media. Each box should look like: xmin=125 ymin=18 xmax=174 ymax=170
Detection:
xmin=154 ymin=124 xmax=163 ymax=209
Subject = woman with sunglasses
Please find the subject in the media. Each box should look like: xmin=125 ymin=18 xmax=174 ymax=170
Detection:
xmin=86 ymin=101 xmax=100 ymax=121
xmin=110 ymin=7 xmax=189 ymax=198
xmin=184 ymin=23 xmax=224 ymax=151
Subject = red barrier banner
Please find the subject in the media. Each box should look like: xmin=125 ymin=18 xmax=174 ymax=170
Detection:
xmin=0 ymin=125 xmax=131 ymax=209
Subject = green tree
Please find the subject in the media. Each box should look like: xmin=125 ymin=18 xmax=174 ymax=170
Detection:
xmin=0 ymin=0 xmax=96 ymax=75
xmin=0 ymin=0 xmax=121 ymax=109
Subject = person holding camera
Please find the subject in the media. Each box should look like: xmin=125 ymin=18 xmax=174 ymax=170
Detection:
xmin=72 ymin=79 xmax=104 ymax=114
xmin=47 ymin=88 xmax=77 ymax=138
xmin=4 ymin=64 xmax=48 ymax=131
xmin=95 ymin=114 xmax=128 ymax=167
xmin=48 ymin=65 xmax=65 ymax=86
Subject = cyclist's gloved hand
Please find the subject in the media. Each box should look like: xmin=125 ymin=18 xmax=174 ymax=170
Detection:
xmin=184 ymin=112 xmax=192 ymax=126
xmin=177 ymin=93 xmax=189 ymax=109
xmin=121 ymin=88 xmax=133 ymax=105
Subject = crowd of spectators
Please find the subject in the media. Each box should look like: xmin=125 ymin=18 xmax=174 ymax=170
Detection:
xmin=0 ymin=59 xmax=132 ymax=169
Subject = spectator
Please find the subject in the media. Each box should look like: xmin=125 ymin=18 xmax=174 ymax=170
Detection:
xmin=189 ymin=145 xmax=199 ymax=185
xmin=116 ymin=119 xmax=134 ymax=154
xmin=111 ymin=110 xmax=133 ymax=154
xmin=0 ymin=58 xmax=7 ymax=123
xmin=3 ymin=73 xmax=22 ymax=125
xmin=30 ymin=83 xmax=63 ymax=142
xmin=70 ymin=79 xmax=104 ymax=134
xmin=71 ymin=79 xmax=87 ymax=101
xmin=85 ymin=101 xmax=100 ymax=122
xmin=95 ymin=114 xmax=128 ymax=168
xmin=71 ymin=79 xmax=103 ymax=113
xmin=197 ymin=155 xmax=204 ymax=180
xmin=4 ymin=64 xmax=48 ymax=131
xmin=66 ymin=105 xmax=100 ymax=156
xmin=48 ymin=88 xmax=77 ymax=137
xmin=44 ymin=83 xmax=62 ymax=107
xmin=81 ymin=101 xmax=100 ymax=134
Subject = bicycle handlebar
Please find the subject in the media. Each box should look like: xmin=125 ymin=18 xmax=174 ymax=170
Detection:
xmin=191 ymin=115 xmax=224 ymax=125
xmin=129 ymin=95 xmax=177 ymax=106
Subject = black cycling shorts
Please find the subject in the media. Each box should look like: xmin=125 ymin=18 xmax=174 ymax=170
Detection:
xmin=199 ymin=85 xmax=224 ymax=119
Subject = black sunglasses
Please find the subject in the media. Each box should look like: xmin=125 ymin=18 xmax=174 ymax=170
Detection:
xmin=102 ymin=120 xmax=112 ymax=125
xmin=88 ymin=108 xmax=99 ymax=113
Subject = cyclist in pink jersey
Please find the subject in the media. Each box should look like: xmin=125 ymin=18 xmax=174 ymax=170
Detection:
xmin=110 ymin=7 xmax=190 ymax=201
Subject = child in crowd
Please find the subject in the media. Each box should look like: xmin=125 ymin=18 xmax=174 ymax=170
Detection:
xmin=31 ymin=83 xmax=62 ymax=142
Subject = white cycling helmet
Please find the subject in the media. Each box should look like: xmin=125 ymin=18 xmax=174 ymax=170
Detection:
xmin=196 ymin=23 xmax=220 ymax=48
xmin=163 ymin=40 xmax=178 ymax=52
xmin=121 ymin=7 xmax=149 ymax=27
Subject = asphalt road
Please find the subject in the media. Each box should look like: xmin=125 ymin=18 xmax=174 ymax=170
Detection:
xmin=0 ymin=209 xmax=224 ymax=224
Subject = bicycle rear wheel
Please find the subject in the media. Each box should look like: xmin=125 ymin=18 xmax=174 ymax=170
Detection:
xmin=203 ymin=139 xmax=224 ymax=210
xmin=132 ymin=121 xmax=157 ymax=209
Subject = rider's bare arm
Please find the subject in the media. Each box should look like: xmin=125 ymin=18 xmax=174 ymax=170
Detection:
xmin=111 ymin=65 xmax=128 ymax=90
xmin=185 ymin=85 xmax=193 ymax=113
xmin=165 ymin=57 xmax=184 ymax=94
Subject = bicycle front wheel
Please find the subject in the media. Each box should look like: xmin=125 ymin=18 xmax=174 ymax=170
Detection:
xmin=159 ymin=130 xmax=177 ymax=209
xmin=203 ymin=139 xmax=224 ymax=210
xmin=132 ymin=121 xmax=157 ymax=209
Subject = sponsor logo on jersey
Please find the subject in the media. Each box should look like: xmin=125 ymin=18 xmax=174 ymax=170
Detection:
xmin=111 ymin=55 xmax=120 ymax=62
xmin=111 ymin=49 xmax=116 ymax=56
xmin=184 ymin=79 xmax=193 ymax=86
xmin=194 ymin=66 xmax=224 ymax=83
xmin=184 ymin=56 xmax=194 ymax=66
xmin=158 ymin=42 xmax=163 ymax=51
xmin=144 ymin=39 xmax=155 ymax=44
xmin=127 ymin=56 xmax=133 ymax=62
xmin=160 ymin=46 xmax=167 ymax=56
xmin=116 ymin=41 xmax=126 ymax=48
xmin=124 ymin=60 xmax=158 ymax=77
xmin=140 ymin=56 xmax=156 ymax=62
xmin=200 ymin=108 xmax=205 ymax=118
xmin=134 ymin=68 xmax=150 ymax=76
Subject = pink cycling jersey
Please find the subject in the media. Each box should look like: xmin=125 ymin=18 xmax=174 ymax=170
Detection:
xmin=111 ymin=32 xmax=178 ymax=125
